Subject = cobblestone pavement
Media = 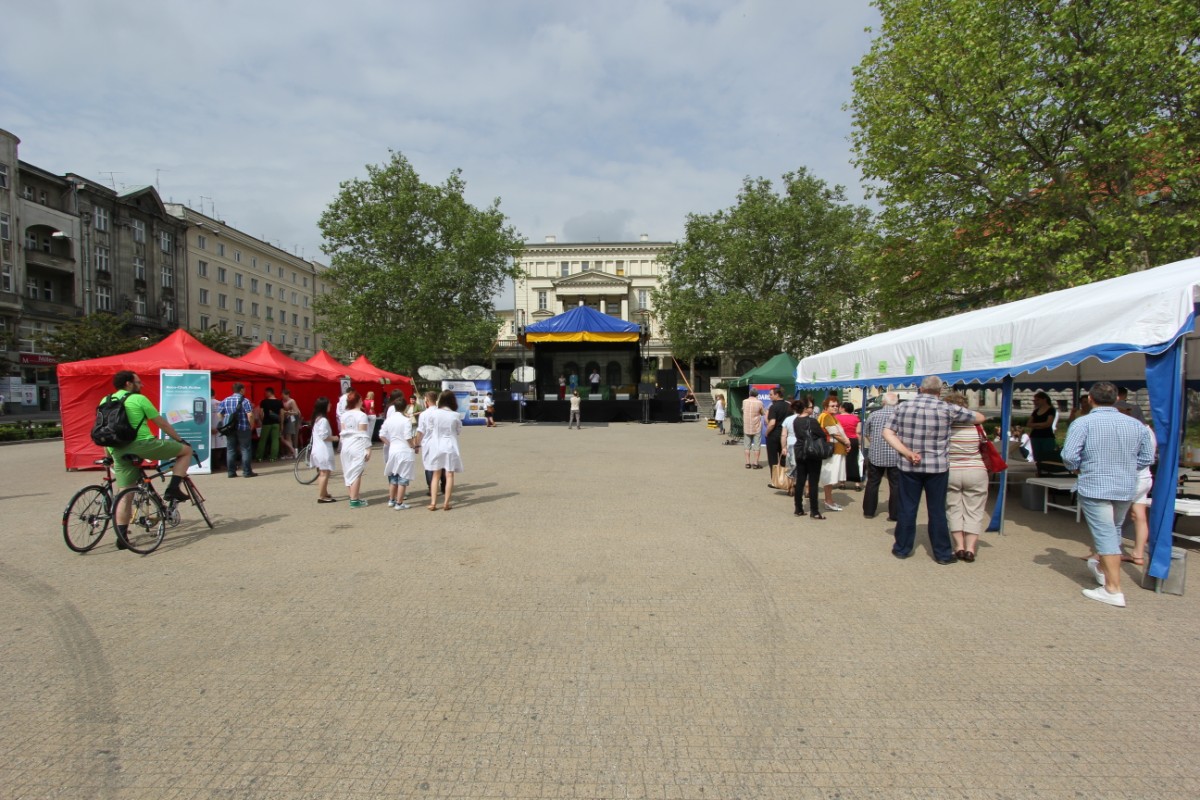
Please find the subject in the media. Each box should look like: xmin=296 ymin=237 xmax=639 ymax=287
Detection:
xmin=3 ymin=423 xmax=1199 ymax=799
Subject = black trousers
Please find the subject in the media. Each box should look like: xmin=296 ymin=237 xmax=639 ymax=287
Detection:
xmin=766 ymin=434 xmax=783 ymax=472
xmin=793 ymin=457 xmax=823 ymax=515
xmin=863 ymin=461 xmax=899 ymax=519
xmin=845 ymin=439 xmax=863 ymax=483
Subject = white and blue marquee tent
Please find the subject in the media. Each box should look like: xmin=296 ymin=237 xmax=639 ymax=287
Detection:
xmin=797 ymin=256 xmax=1200 ymax=581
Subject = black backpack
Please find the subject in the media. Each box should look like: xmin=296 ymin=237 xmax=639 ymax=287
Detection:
xmin=90 ymin=392 xmax=143 ymax=447
xmin=795 ymin=416 xmax=833 ymax=461
xmin=217 ymin=399 xmax=244 ymax=437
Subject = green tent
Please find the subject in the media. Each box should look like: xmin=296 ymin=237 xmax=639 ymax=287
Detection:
xmin=721 ymin=353 xmax=799 ymax=437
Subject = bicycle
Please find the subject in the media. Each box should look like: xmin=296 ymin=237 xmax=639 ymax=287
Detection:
xmin=294 ymin=423 xmax=319 ymax=484
xmin=111 ymin=448 xmax=214 ymax=554
xmin=62 ymin=456 xmax=118 ymax=553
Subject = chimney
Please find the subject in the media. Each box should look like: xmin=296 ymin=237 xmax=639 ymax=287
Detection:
xmin=639 ymin=233 xmax=649 ymax=242
xmin=545 ymin=235 xmax=556 ymax=244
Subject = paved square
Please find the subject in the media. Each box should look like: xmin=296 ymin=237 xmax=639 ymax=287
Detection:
xmin=3 ymin=422 xmax=1199 ymax=799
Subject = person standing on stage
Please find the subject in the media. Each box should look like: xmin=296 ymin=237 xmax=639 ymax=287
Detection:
xmin=589 ymin=368 xmax=601 ymax=396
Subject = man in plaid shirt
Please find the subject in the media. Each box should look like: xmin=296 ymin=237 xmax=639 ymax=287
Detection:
xmin=1062 ymin=381 xmax=1155 ymax=608
xmin=883 ymin=376 xmax=985 ymax=563
xmin=862 ymin=392 xmax=902 ymax=521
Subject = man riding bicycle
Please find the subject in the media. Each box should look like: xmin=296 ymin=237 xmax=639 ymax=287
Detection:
xmin=104 ymin=370 xmax=193 ymax=549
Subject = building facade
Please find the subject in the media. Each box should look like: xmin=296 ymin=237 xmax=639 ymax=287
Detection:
xmin=493 ymin=235 xmax=674 ymax=389
xmin=165 ymin=204 xmax=328 ymax=359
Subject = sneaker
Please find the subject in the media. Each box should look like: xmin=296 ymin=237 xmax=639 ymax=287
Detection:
xmin=824 ymin=502 xmax=844 ymax=512
xmin=387 ymin=500 xmax=396 ymax=508
xmin=1082 ymin=586 xmax=1126 ymax=607
xmin=349 ymin=499 xmax=367 ymax=508
xmin=394 ymin=503 xmax=410 ymax=510
xmin=1086 ymin=558 xmax=1105 ymax=586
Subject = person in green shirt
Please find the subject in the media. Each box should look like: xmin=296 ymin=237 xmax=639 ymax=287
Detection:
xmin=105 ymin=370 xmax=193 ymax=549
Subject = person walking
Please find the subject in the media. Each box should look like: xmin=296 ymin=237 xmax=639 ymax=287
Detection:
xmin=309 ymin=397 xmax=339 ymax=503
xmin=568 ymin=390 xmax=582 ymax=429
xmin=742 ymin=391 xmax=766 ymax=469
xmin=861 ymin=392 xmax=901 ymax=521
xmin=379 ymin=395 xmax=416 ymax=510
xmin=256 ymin=387 xmax=283 ymax=462
xmin=420 ymin=390 xmax=464 ymax=511
xmin=1061 ymin=382 xmax=1155 ymax=607
xmin=714 ymin=394 xmax=726 ymax=435
xmin=338 ymin=390 xmax=372 ymax=507
xmin=219 ymin=383 xmax=257 ymax=478
xmin=944 ymin=392 xmax=989 ymax=562
xmin=882 ymin=375 xmax=985 ymax=564
xmin=416 ymin=390 xmax=446 ymax=497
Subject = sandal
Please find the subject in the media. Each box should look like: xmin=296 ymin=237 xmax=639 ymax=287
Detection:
xmin=810 ymin=513 xmax=826 ymax=520
xmin=1122 ymin=554 xmax=1145 ymax=566
xmin=428 ymin=505 xmax=438 ymax=511
xmin=317 ymin=497 xmax=337 ymax=503
xmin=961 ymin=550 xmax=976 ymax=563
xmin=954 ymin=549 xmax=967 ymax=560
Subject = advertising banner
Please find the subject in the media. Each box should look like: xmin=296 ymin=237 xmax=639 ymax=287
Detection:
xmin=160 ymin=370 xmax=213 ymax=474
xmin=442 ymin=379 xmax=492 ymax=426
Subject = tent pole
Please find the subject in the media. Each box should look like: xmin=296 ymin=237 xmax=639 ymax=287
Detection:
xmin=987 ymin=377 xmax=1014 ymax=534
xmin=1145 ymin=337 xmax=1186 ymax=581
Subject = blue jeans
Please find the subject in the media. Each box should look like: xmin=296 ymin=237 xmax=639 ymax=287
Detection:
xmin=893 ymin=470 xmax=953 ymax=560
xmin=1079 ymin=495 xmax=1132 ymax=556
xmin=226 ymin=429 xmax=253 ymax=476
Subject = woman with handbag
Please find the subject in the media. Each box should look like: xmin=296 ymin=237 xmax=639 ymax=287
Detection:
xmin=789 ymin=398 xmax=829 ymax=520
xmin=817 ymin=397 xmax=852 ymax=512
xmin=945 ymin=392 xmax=989 ymax=561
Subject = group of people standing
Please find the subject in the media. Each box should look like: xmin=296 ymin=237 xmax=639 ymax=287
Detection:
xmin=212 ymin=385 xmax=303 ymax=476
xmin=307 ymin=389 xmax=465 ymax=510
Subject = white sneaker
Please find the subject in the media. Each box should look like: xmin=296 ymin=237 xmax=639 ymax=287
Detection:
xmin=1086 ymin=558 xmax=1105 ymax=586
xmin=394 ymin=502 xmax=410 ymax=510
xmin=387 ymin=500 xmax=396 ymax=508
xmin=1082 ymin=586 xmax=1126 ymax=607
xmin=824 ymin=502 xmax=843 ymax=512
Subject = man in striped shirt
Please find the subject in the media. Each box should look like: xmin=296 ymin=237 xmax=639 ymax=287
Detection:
xmin=1061 ymin=381 xmax=1155 ymax=608
xmin=862 ymin=392 xmax=901 ymax=521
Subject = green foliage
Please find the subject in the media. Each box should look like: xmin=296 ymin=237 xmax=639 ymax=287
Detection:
xmin=851 ymin=0 xmax=1200 ymax=324
xmin=653 ymin=169 xmax=877 ymax=362
xmin=315 ymin=151 xmax=525 ymax=373
xmin=193 ymin=325 xmax=247 ymax=357
xmin=42 ymin=313 xmax=141 ymax=363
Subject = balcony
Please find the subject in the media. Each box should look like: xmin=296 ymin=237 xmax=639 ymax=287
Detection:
xmin=23 ymin=297 xmax=83 ymax=319
xmin=24 ymin=248 xmax=76 ymax=274
xmin=129 ymin=314 xmax=168 ymax=330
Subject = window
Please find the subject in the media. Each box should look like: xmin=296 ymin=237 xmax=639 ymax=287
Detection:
xmin=537 ymin=291 xmax=547 ymax=311
xmin=95 ymin=246 xmax=111 ymax=273
xmin=197 ymin=260 xmax=208 ymax=278
xmin=265 ymin=283 xmax=272 ymax=298
xmin=277 ymin=266 xmax=283 ymax=278
xmin=217 ymin=266 xmax=227 ymax=283
xmin=251 ymin=257 xmax=257 ymax=268
xmin=26 ymin=277 xmax=38 ymax=299
xmin=291 ymin=313 xmax=298 ymax=326
xmin=235 ymin=298 xmax=244 ymax=313
xmin=161 ymin=263 xmax=174 ymax=288
xmin=39 ymin=191 xmax=46 ymax=204
xmin=132 ymin=220 xmax=146 ymax=243
xmin=0 ymin=213 xmax=8 ymax=241
xmin=303 ymin=296 xmax=309 ymax=308
xmin=0 ymin=163 xmax=7 ymax=189
xmin=19 ymin=320 xmax=53 ymax=353
xmin=302 ymin=276 xmax=308 ymax=287
xmin=25 ymin=230 xmax=37 ymax=250
xmin=266 ymin=306 xmax=273 ymax=320
xmin=135 ymin=292 xmax=147 ymax=315
xmin=217 ymin=293 xmax=227 ymax=310
xmin=251 ymin=325 xmax=259 ymax=339
xmin=94 ymin=207 xmax=109 ymax=231
xmin=199 ymin=288 xmax=209 ymax=305
xmin=217 ymin=243 xmax=225 ymax=257
xmin=235 ymin=322 xmax=244 ymax=337
xmin=0 ymin=318 xmax=6 ymax=350
xmin=1 ymin=262 xmax=12 ymax=292
xmin=163 ymin=299 xmax=175 ymax=322
xmin=234 ymin=250 xmax=241 ymax=263
xmin=160 ymin=231 xmax=172 ymax=253
xmin=615 ymin=260 xmax=624 ymax=277
xmin=23 ymin=186 xmax=33 ymax=200
xmin=251 ymin=302 xmax=259 ymax=317
xmin=250 ymin=278 xmax=259 ymax=293
xmin=234 ymin=273 xmax=243 ymax=288
xmin=304 ymin=335 xmax=310 ymax=349
xmin=96 ymin=285 xmax=112 ymax=311
xmin=580 ymin=261 xmax=589 ymax=271
xmin=199 ymin=314 xmax=210 ymax=330
xmin=264 ymin=262 xmax=271 ymax=273
xmin=218 ymin=319 xmax=227 ymax=331
xmin=560 ymin=261 xmax=569 ymax=277
xmin=303 ymin=316 xmax=309 ymax=329
xmin=134 ymin=257 xmax=146 ymax=281
xmin=196 ymin=232 xmax=205 ymax=249
xmin=291 ymin=272 xmax=297 ymax=284
xmin=42 ymin=279 xmax=54 ymax=301
xmin=638 ymin=289 xmax=648 ymax=310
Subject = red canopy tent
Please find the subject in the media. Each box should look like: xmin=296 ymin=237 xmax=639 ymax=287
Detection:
xmin=56 ymin=329 xmax=279 ymax=469
xmin=238 ymin=341 xmax=327 ymax=382
xmin=348 ymin=355 xmax=415 ymax=401
xmin=306 ymin=350 xmax=378 ymax=382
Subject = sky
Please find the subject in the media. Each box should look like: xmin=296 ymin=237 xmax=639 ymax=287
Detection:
xmin=2 ymin=0 xmax=880 ymax=262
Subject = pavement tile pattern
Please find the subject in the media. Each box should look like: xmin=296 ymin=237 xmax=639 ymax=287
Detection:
xmin=2 ymin=422 xmax=1199 ymax=799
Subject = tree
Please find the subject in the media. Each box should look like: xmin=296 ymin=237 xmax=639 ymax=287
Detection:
xmin=193 ymin=325 xmax=247 ymax=358
xmin=653 ymin=170 xmax=876 ymax=364
xmin=42 ymin=313 xmax=141 ymax=363
xmin=851 ymin=0 xmax=1200 ymax=324
xmin=315 ymin=152 xmax=525 ymax=372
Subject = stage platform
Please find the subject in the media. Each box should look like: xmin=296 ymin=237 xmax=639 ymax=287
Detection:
xmin=495 ymin=399 xmax=644 ymax=423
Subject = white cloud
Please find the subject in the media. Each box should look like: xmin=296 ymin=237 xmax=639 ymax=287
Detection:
xmin=1 ymin=0 xmax=878 ymax=256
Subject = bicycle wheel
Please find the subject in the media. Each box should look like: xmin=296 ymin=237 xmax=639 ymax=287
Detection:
xmin=184 ymin=478 xmax=214 ymax=529
xmin=112 ymin=485 xmax=166 ymax=554
xmin=62 ymin=485 xmax=112 ymax=553
xmin=294 ymin=444 xmax=319 ymax=485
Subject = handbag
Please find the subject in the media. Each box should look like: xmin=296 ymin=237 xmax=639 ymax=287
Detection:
xmin=217 ymin=401 xmax=244 ymax=437
xmin=771 ymin=455 xmax=795 ymax=495
xmin=977 ymin=425 xmax=1008 ymax=473
xmin=798 ymin=417 xmax=834 ymax=460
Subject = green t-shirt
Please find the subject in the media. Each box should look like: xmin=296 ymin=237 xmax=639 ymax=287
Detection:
xmin=107 ymin=389 xmax=160 ymax=442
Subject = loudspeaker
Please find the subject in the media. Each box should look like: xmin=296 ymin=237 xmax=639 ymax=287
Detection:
xmin=656 ymin=369 xmax=675 ymax=390
xmin=655 ymin=388 xmax=681 ymax=423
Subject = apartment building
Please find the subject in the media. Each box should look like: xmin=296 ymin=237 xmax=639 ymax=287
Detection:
xmin=166 ymin=205 xmax=328 ymax=359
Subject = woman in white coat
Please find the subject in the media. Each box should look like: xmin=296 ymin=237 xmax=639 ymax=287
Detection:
xmin=338 ymin=390 xmax=372 ymax=508
xmin=309 ymin=397 xmax=339 ymax=503
xmin=421 ymin=389 xmax=463 ymax=511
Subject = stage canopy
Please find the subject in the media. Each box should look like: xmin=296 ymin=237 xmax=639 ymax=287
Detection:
xmin=524 ymin=305 xmax=640 ymax=344
xmin=795 ymin=255 xmax=1200 ymax=584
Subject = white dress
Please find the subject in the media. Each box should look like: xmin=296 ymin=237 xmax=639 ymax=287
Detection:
xmin=380 ymin=414 xmax=415 ymax=482
xmin=338 ymin=409 xmax=371 ymax=486
xmin=309 ymin=417 xmax=335 ymax=471
xmin=422 ymin=407 xmax=463 ymax=473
